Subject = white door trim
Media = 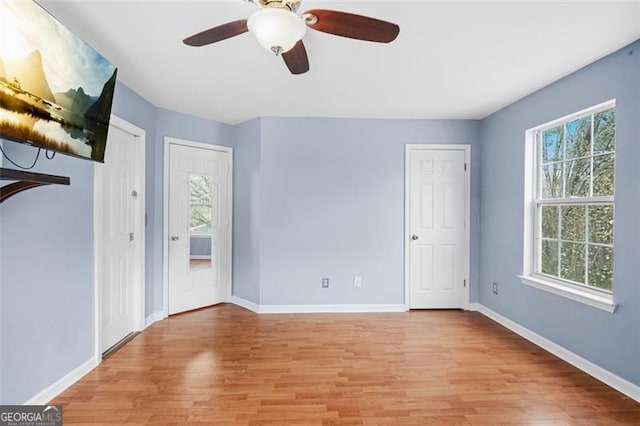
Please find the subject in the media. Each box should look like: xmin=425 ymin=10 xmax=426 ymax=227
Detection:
xmin=162 ymin=136 xmax=233 ymax=316
xmin=94 ymin=114 xmax=146 ymax=362
xmin=404 ymin=144 xmax=471 ymax=310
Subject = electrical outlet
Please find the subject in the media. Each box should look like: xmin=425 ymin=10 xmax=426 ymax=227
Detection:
xmin=492 ymin=282 xmax=499 ymax=295
xmin=354 ymin=276 xmax=362 ymax=288
xmin=322 ymin=278 xmax=329 ymax=288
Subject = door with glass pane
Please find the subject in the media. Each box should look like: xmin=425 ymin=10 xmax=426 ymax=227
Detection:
xmin=168 ymin=141 xmax=231 ymax=315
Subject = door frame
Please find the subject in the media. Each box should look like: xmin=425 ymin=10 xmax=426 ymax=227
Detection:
xmin=94 ymin=114 xmax=146 ymax=361
xmin=162 ymin=136 xmax=233 ymax=316
xmin=404 ymin=144 xmax=471 ymax=310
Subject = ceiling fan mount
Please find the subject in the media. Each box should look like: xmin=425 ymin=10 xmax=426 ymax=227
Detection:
xmin=184 ymin=0 xmax=400 ymax=75
xmin=248 ymin=0 xmax=304 ymax=13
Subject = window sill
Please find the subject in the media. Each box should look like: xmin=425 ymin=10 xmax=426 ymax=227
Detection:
xmin=518 ymin=275 xmax=617 ymax=313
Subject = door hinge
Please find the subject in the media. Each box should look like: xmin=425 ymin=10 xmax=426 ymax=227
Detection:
xmin=463 ymin=279 xmax=467 ymax=288
xmin=129 ymin=232 xmax=135 ymax=242
xmin=464 ymin=163 xmax=467 ymax=171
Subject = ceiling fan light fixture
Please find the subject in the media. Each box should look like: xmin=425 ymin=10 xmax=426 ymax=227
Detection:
xmin=247 ymin=8 xmax=306 ymax=55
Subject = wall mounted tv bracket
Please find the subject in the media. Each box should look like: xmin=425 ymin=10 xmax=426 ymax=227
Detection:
xmin=0 ymin=168 xmax=70 ymax=203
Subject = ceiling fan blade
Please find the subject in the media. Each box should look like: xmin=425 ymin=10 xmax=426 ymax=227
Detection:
xmin=304 ymin=9 xmax=399 ymax=43
xmin=183 ymin=20 xmax=248 ymax=47
xmin=282 ymin=40 xmax=310 ymax=75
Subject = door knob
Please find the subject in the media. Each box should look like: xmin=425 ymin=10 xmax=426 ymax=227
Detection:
xmin=411 ymin=234 xmax=419 ymax=241
xmin=171 ymin=234 xmax=180 ymax=241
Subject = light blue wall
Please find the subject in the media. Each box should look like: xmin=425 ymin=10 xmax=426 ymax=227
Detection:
xmin=0 ymin=142 xmax=95 ymax=404
xmin=0 ymin=165 xmax=2 ymax=403
xmin=232 ymin=119 xmax=261 ymax=304
xmin=257 ymin=118 xmax=481 ymax=305
xmin=0 ymin=81 xmax=159 ymax=404
xmin=0 ymin=152 xmax=3 ymax=403
xmin=190 ymin=237 xmax=212 ymax=256
xmin=0 ymin=84 xmax=233 ymax=403
xmin=479 ymin=40 xmax=640 ymax=385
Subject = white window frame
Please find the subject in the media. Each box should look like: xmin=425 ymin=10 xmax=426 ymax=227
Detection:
xmin=519 ymin=100 xmax=617 ymax=313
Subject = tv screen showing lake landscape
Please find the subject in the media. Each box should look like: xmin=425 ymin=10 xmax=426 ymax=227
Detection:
xmin=0 ymin=1 xmax=117 ymax=162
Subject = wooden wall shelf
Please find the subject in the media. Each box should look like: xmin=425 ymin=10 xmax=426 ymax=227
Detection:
xmin=0 ymin=167 xmax=70 ymax=203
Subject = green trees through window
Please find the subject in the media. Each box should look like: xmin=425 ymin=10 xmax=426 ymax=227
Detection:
xmin=537 ymin=106 xmax=615 ymax=291
xmin=189 ymin=175 xmax=213 ymax=234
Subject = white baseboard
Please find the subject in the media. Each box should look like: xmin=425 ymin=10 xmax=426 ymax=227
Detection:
xmin=477 ymin=304 xmax=640 ymax=403
xmin=24 ymin=301 xmax=637 ymax=405
xmin=258 ymin=303 xmax=407 ymax=314
xmin=230 ymin=296 xmax=260 ymax=313
xmin=25 ymin=311 xmax=165 ymax=405
xmin=144 ymin=311 xmax=167 ymax=329
xmin=24 ymin=357 xmax=98 ymax=405
xmin=229 ymin=297 xmax=407 ymax=314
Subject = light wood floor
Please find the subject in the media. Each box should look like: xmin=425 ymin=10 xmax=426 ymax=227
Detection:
xmin=52 ymin=304 xmax=640 ymax=425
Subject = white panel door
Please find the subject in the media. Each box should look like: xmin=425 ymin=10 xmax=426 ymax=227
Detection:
xmin=99 ymin=126 xmax=141 ymax=352
xmin=408 ymin=147 xmax=468 ymax=309
xmin=168 ymin=143 xmax=231 ymax=315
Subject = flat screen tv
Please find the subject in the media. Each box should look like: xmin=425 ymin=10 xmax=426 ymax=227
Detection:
xmin=0 ymin=1 xmax=117 ymax=163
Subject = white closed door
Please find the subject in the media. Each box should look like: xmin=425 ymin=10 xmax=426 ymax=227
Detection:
xmin=407 ymin=147 xmax=469 ymax=309
xmin=168 ymin=142 xmax=231 ymax=315
xmin=99 ymin=125 xmax=143 ymax=352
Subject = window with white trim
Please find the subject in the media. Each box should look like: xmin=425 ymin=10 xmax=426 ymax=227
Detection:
xmin=524 ymin=101 xmax=616 ymax=307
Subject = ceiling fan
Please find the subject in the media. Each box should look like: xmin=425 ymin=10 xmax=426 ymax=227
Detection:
xmin=183 ymin=0 xmax=400 ymax=75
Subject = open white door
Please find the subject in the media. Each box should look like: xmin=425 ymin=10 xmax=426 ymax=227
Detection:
xmin=406 ymin=145 xmax=470 ymax=309
xmin=166 ymin=138 xmax=232 ymax=315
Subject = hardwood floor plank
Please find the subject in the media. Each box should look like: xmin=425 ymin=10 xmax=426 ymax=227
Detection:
xmin=50 ymin=304 xmax=640 ymax=424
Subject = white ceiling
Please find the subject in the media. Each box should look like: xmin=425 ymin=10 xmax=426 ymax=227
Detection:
xmin=38 ymin=1 xmax=640 ymax=124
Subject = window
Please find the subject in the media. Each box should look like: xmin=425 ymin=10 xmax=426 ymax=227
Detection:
xmin=189 ymin=174 xmax=214 ymax=270
xmin=520 ymin=101 xmax=616 ymax=312
xmin=189 ymin=174 xmax=213 ymax=235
